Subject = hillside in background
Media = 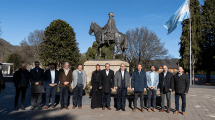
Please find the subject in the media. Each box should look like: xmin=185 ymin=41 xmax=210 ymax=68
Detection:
xmin=0 ymin=38 xmax=20 ymax=62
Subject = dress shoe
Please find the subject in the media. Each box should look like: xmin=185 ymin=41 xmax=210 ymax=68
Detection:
xmin=20 ymin=106 xmax=25 ymax=110
xmin=64 ymin=106 xmax=69 ymax=109
xmin=174 ymin=111 xmax=179 ymax=114
xmin=132 ymin=108 xmax=136 ymax=112
xmin=78 ymin=106 xmax=82 ymax=109
xmin=182 ymin=112 xmax=185 ymax=115
xmin=14 ymin=107 xmax=18 ymax=111
xmin=30 ymin=106 xmax=35 ymax=110
xmin=107 ymin=107 xmax=111 ymax=110
xmin=167 ymin=110 xmax=170 ymax=113
xmin=153 ymin=108 xmax=156 ymax=112
xmin=141 ymin=108 xmax=144 ymax=112
xmin=38 ymin=106 xmax=42 ymax=110
xmin=116 ymin=108 xmax=120 ymax=111
xmin=44 ymin=106 xmax=49 ymax=110
xmin=159 ymin=109 xmax=165 ymax=112
xmin=50 ymin=106 xmax=55 ymax=109
xmin=122 ymin=108 xmax=125 ymax=111
xmin=72 ymin=106 xmax=76 ymax=109
xmin=148 ymin=108 xmax=151 ymax=112
xmin=102 ymin=107 xmax=105 ymax=110
xmin=60 ymin=106 xmax=64 ymax=110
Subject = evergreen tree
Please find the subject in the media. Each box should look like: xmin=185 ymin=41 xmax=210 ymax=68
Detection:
xmin=86 ymin=41 xmax=115 ymax=60
xmin=6 ymin=53 xmax=23 ymax=71
xmin=39 ymin=19 xmax=81 ymax=70
xmin=179 ymin=0 xmax=202 ymax=72
xmin=201 ymin=0 xmax=215 ymax=82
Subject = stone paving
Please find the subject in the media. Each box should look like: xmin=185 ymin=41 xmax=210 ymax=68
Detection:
xmin=0 ymin=83 xmax=215 ymax=120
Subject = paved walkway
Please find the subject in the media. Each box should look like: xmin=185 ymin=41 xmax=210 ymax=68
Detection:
xmin=0 ymin=83 xmax=215 ymax=120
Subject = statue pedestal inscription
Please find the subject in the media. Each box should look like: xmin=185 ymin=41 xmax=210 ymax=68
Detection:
xmin=84 ymin=59 xmax=129 ymax=83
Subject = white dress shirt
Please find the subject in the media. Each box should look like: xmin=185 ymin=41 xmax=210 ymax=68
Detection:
xmin=121 ymin=70 xmax=124 ymax=79
xmin=106 ymin=70 xmax=109 ymax=76
xmin=50 ymin=69 xmax=55 ymax=83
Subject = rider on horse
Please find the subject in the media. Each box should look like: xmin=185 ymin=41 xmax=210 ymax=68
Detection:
xmin=101 ymin=12 xmax=119 ymax=44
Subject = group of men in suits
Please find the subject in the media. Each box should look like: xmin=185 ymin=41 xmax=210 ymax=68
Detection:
xmin=11 ymin=61 xmax=189 ymax=115
xmin=12 ymin=61 xmax=87 ymax=111
xmin=105 ymin=63 xmax=189 ymax=115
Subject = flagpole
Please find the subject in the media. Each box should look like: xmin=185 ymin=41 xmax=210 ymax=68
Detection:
xmin=189 ymin=0 xmax=192 ymax=85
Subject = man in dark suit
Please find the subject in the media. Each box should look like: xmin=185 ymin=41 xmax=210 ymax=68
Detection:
xmin=30 ymin=61 xmax=45 ymax=110
xmin=13 ymin=63 xmax=30 ymax=111
xmin=99 ymin=63 xmax=114 ymax=110
xmin=158 ymin=65 xmax=174 ymax=113
xmin=173 ymin=67 xmax=189 ymax=115
xmin=44 ymin=63 xmax=59 ymax=110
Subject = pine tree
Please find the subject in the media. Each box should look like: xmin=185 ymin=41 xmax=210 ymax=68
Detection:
xmin=39 ymin=19 xmax=81 ymax=70
xmin=201 ymin=0 xmax=215 ymax=82
xmin=179 ymin=0 xmax=202 ymax=72
xmin=86 ymin=41 xmax=115 ymax=60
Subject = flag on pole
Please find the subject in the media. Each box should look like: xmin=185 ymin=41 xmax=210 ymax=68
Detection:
xmin=164 ymin=0 xmax=190 ymax=34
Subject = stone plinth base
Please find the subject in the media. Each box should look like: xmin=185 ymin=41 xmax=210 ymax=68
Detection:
xmin=84 ymin=59 xmax=129 ymax=83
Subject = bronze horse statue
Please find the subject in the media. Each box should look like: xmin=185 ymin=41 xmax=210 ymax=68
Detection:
xmin=89 ymin=22 xmax=128 ymax=59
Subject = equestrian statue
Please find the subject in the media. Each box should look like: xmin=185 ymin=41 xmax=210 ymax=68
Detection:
xmin=89 ymin=12 xmax=128 ymax=59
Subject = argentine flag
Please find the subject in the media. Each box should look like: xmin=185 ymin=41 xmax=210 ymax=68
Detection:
xmin=164 ymin=0 xmax=190 ymax=35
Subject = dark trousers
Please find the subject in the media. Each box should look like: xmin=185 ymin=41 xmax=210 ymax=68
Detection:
xmin=60 ymin=86 xmax=69 ymax=107
xmin=117 ymin=88 xmax=127 ymax=109
xmin=161 ymin=92 xmax=171 ymax=110
xmin=134 ymin=92 xmax=144 ymax=108
xmin=14 ymin=86 xmax=27 ymax=107
xmin=147 ymin=89 xmax=157 ymax=108
xmin=175 ymin=93 xmax=186 ymax=112
xmin=73 ymin=84 xmax=83 ymax=107
xmin=102 ymin=93 xmax=111 ymax=107
xmin=31 ymin=93 xmax=42 ymax=107
xmin=46 ymin=86 xmax=57 ymax=106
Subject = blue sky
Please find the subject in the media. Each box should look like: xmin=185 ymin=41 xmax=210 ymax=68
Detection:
xmin=0 ymin=0 xmax=204 ymax=58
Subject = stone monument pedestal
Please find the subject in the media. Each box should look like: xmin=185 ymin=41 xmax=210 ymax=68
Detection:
xmin=84 ymin=59 xmax=129 ymax=83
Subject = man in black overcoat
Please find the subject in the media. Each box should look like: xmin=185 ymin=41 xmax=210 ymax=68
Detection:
xmin=99 ymin=63 xmax=114 ymax=110
xmin=30 ymin=61 xmax=44 ymax=110
xmin=13 ymin=63 xmax=30 ymax=111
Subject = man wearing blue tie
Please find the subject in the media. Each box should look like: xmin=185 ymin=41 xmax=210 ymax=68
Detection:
xmin=44 ymin=63 xmax=59 ymax=110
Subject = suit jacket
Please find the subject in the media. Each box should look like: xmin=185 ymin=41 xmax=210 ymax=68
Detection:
xmin=0 ymin=70 xmax=5 ymax=93
xmin=44 ymin=69 xmax=59 ymax=89
xmin=114 ymin=69 xmax=130 ymax=88
xmin=13 ymin=68 xmax=30 ymax=88
xmin=58 ymin=69 xmax=72 ymax=87
xmin=173 ymin=73 xmax=189 ymax=94
xmin=146 ymin=71 xmax=159 ymax=90
xmin=131 ymin=70 xmax=147 ymax=92
xmin=99 ymin=69 xmax=114 ymax=93
xmin=158 ymin=71 xmax=174 ymax=93
xmin=30 ymin=67 xmax=45 ymax=93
